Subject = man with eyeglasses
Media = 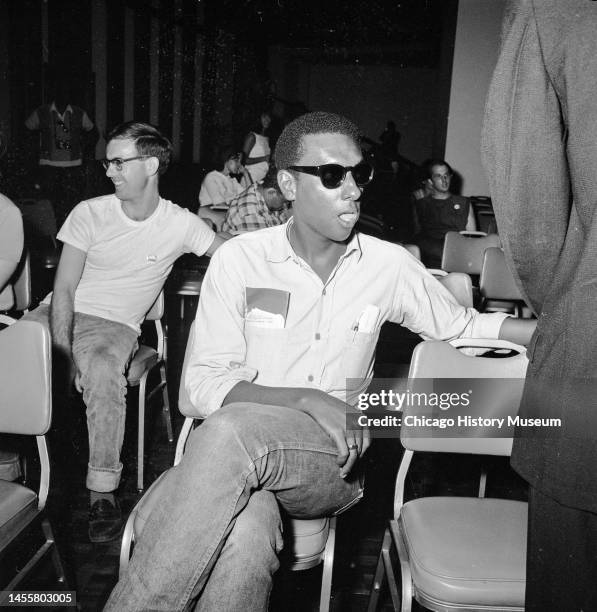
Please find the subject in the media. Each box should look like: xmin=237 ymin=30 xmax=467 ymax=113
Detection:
xmin=412 ymin=158 xmax=477 ymax=268
xmin=106 ymin=112 xmax=535 ymax=611
xmin=24 ymin=121 xmax=223 ymax=543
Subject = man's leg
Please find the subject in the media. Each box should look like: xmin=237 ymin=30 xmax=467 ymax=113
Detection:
xmin=196 ymin=490 xmax=283 ymax=612
xmin=105 ymin=403 xmax=363 ymax=612
xmin=525 ymin=485 xmax=597 ymax=611
xmin=72 ymin=313 xmax=138 ymax=541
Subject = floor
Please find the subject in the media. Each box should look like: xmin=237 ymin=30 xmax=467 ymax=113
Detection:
xmin=7 ymin=290 xmax=528 ymax=611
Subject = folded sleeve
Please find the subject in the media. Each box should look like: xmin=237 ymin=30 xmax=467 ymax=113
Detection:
xmin=182 ymin=210 xmax=216 ymax=256
xmin=184 ymin=242 xmax=257 ymax=417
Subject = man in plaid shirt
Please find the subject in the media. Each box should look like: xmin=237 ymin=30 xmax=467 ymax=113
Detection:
xmin=221 ymin=165 xmax=290 ymax=235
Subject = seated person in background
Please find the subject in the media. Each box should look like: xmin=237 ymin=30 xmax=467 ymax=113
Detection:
xmin=24 ymin=121 xmax=222 ymax=543
xmin=413 ymin=159 xmax=476 ymax=268
xmin=221 ymin=165 xmax=290 ymax=235
xmin=106 ymin=111 xmax=536 ymax=611
xmin=198 ymin=147 xmax=251 ymax=210
xmin=0 ymin=192 xmax=25 ymax=481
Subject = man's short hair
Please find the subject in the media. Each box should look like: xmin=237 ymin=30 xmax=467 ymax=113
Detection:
xmin=107 ymin=121 xmax=172 ymax=175
xmin=261 ymin=165 xmax=282 ymax=192
xmin=274 ymin=112 xmax=361 ymax=170
xmin=423 ymin=158 xmax=452 ymax=180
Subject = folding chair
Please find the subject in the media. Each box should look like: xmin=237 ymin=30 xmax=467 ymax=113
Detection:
xmin=126 ymin=291 xmax=173 ymax=492
xmin=480 ymin=247 xmax=527 ymax=317
xmin=120 ymin=322 xmax=337 ymax=612
xmin=368 ymin=338 xmax=528 ymax=612
xmin=441 ymin=231 xmax=501 ymax=275
xmin=0 ymin=251 xmax=31 ymax=326
xmin=0 ymin=320 xmax=67 ymax=597
xmin=429 ymin=269 xmax=474 ymax=308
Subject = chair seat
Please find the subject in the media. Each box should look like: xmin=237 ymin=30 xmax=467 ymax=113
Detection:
xmin=400 ymin=497 xmax=527 ymax=609
xmin=0 ymin=481 xmax=37 ymax=526
xmin=289 ymin=517 xmax=330 ymax=569
xmin=127 ymin=345 xmax=159 ymax=385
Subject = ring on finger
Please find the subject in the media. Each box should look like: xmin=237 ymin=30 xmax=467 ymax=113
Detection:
xmin=348 ymin=443 xmax=359 ymax=451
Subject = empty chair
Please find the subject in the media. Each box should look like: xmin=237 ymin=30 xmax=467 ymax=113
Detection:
xmin=480 ymin=247 xmax=527 ymax=317
xmin=0 ymin=320 xmax=67 ymax=595
xmin=368 ymin=338 xmax=528 ymax=612
xmin=126 ymin=291 xmax=172 ymax=492
xmin=441 ymin=231 xmax=501 ymax=275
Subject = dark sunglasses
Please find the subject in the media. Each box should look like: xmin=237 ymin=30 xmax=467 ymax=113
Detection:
xmin=288 ymin=162 xmax=374 ymax=189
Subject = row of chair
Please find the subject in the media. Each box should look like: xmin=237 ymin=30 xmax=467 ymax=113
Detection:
xmin=403 ymin=232 xmax=529 ymax=316
xmin=1 ymin=317 xmax=530 ymax=610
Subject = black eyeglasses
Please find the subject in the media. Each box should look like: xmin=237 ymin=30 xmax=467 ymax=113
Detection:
xmin=101 ymin=156 xmax=152 ymax=171
xmin=288 ymin=162 xmax=374 ymax=189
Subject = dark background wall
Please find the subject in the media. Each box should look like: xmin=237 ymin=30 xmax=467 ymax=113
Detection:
xmin=0 ymin=0 xmax=460 ymax=203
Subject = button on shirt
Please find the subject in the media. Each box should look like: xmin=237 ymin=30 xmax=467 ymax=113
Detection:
xmin=185 ymin=221 xmax=508 ymax=417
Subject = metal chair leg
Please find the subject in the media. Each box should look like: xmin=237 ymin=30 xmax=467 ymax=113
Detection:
xmin=160 ymin=362 xmax=173 ymax=442
xmin=319 ymin=516 xmax=336 ymax=612
xmin=137 ymin=373 xmax=148 ymax=492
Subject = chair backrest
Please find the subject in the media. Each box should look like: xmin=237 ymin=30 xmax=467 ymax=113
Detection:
xmin=13 ymin=251 xmax=31 ymax=311
xmin=477 ymin=209 xmax=497 ymax=234
xmin=401 ymin=243 xmax=421 ymax=260
xmin=480 ymin=247 xmax=523 ymax=301
xmin=0 ymin=249 xmax=30 ymax=313
xmin=402 ymin=338 xmax=528 ymax=457
xmin=441 ymin=231 xmax=501 ymax=274
xmin=356 ymin=213 xmax=386 ymax=239
xmin=0 ymin=320 xmax=52 ymax=436
xmin=436 ymin=272 xmax=473 ymax=308
xmin=144 ymin=290 xmax=164 ymax=321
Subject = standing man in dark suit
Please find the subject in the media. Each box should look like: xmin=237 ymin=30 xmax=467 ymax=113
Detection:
xmin=482 ymin=1 xmax=597 ymax=610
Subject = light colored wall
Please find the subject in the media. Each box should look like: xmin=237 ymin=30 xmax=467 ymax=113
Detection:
xmin=444 ymin=0 xmax=506 ymax=195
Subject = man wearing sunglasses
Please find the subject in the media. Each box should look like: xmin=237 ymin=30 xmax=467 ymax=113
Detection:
xmin=107 ymin=112 xmax=535 ymax=611
xmin=24 ymin=121 xmax=223 ymax=543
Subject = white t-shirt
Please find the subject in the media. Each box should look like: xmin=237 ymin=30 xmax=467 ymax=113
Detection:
xmin=198 ymin=171 xmax=245 ymax=207
xmin=49 ymin=194 xmax=215 ymax=332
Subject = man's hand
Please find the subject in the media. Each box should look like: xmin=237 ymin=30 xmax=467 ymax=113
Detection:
xmin=223 ymin=381 xmax=370 ymax=479
xmin=293 ymin=388 xmax=371 ymax=478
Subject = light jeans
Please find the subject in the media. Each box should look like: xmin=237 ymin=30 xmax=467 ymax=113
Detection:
xmin=24 ymin=305 xmax=138 ymax=492
xmin=105 ymin=402 xmax=364 ymax=612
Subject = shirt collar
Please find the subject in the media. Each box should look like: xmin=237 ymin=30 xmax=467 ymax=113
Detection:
xmin=50 ymin=102 xmax=73 ymax=117
xmin=266 ymin=217 xmax=363 ymax=264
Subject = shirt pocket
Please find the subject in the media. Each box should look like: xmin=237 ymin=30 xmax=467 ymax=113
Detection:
xmin=340 ymin=329 xmax=379 ymax=383
xmin=244 ymin=324 xmax=289 ymax=382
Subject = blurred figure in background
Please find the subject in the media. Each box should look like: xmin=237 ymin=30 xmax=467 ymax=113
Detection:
xmin=198 ymin=147 xmax=251 ymax=210
xmin=221 ymin=165 xmax=290 ymax=236
xmin=25 ymin=79 xmax=96 ymax=229
xmin=241 ymin=111 xmax=272 ymax=184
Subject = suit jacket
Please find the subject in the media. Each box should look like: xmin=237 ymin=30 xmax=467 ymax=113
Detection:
xmin=482 ymin=0 xmax=597 ymax=513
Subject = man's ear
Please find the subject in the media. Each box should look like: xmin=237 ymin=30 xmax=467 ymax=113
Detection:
xmin=277 ymin=169 xmax=296 ymax=201
xmin=146 ymin=156 xmax=160 ymax=177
